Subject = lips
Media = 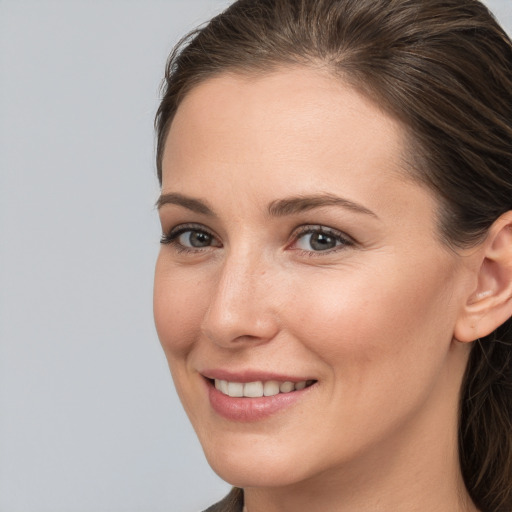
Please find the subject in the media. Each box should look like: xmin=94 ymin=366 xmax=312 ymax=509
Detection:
xmin=201 ymin=370 xmax=317 ymax=422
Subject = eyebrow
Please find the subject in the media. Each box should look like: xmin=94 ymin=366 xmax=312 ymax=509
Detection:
xmin=267 ymin=194 xmax=377 ymax=218
xmin=156 ymin=193 xmax=216 ymax=216
xmin=156 ymin=192 xmax=377 ymax=218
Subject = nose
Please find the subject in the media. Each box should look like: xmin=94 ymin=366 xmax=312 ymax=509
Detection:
xmin=200 ymin=250 xmax=280 ymax=348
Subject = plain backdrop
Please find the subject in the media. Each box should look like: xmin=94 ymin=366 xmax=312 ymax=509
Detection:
xmin=0 ymin=1 xmax=511 ymax=511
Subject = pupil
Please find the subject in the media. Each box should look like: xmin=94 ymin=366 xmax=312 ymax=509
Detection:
xmin=190 ymin=231 xmax=211 ymax=247
xmin=310 ymin=232 xmax=336 ymax=251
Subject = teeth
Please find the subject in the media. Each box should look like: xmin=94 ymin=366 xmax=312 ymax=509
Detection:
xmin=279 ymin=381 xmax=294 ymax=393
xmin=227 ymin=382 xmax=244 ymax=397
xmin=263 ymin=380 xmax=280 ymax=396
xmin=214 ymin=379 xmax=313 ymax=398
xmin=219 ymin=379 xmax=228 ymax=395
xmin=215 ymin=379 xmax=229 ymax=395
xmin=244 ymin=381 xmax=263 ymax=398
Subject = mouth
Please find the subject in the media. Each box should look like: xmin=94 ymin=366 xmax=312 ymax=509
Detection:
xmin=202 ymin=373 xmax=318 ymax=421
xmin=206 ymin=378 xmax=317 ymax=398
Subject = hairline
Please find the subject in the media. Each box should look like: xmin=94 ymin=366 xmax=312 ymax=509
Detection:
xmin=157 ymin=60 xmax=461 ymax=250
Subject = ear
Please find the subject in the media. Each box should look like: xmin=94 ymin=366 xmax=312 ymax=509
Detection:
xmin=454 ymin=212 xmax=512 ymax=343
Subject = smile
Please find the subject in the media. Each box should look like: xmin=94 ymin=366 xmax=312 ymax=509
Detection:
xmin=206 ymin=376 xmax=318 ymax=421
xmin=214 ymin=379 xmax=316 ymax=398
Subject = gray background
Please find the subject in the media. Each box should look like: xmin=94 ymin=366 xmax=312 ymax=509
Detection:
xmin=0 ymin=1 xmax=510 ymax=511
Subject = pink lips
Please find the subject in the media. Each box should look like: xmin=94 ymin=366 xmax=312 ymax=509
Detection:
xmin=201 ymin=370 xmax=316 ymax=422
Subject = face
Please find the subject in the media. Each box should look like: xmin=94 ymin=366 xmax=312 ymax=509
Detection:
xmin=154 ymin=68 xmax=474 ymax=490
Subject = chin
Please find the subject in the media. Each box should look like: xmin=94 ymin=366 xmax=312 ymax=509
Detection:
xmin=198 ymin=431 xmax=325 ymax=489
xmin=207 ymin=455 xmax=307 ymax=489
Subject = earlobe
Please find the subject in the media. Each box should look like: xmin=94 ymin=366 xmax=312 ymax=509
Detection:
xmin=454 ymin=212 xmax=512 ymax=343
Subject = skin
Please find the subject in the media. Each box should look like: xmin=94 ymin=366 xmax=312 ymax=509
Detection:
xmin=154 ymin=67 xmax=482 ymax=512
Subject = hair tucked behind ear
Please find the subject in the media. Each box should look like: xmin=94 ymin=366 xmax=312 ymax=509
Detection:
xmin=155 ymin=1 xmax=512 ymax=510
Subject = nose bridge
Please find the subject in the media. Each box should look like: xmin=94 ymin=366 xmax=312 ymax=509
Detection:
xmin=201 ymin=243 xmax=278 ymax=346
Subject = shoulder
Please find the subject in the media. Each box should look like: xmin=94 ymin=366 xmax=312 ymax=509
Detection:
xmin=202 ymin=488 xmax=244 ymax=512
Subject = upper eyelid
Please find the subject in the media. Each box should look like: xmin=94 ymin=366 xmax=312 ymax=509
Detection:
xmin=294 ymin=224 xmax=344 ymax=234
xmin=160 ymin=223 xmax=221 ymax=246
xmin=168 ymin=223 xmax=216 ymax=237
xmin=292 ymin=224 xmax=354 ymax=242
xmin=161 ymin=222 xmax=355 ymax=248
xmin=166 ymin=223 xmax=349 ymax=236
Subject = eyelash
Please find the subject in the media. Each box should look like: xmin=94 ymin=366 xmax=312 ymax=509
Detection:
xmin=160 ymin=223 xmax=218 ymax=254
xmin=160 ymin=223 xmax=354 ymax=256
xmin=290 ymin=225 xmax=354 ymax=256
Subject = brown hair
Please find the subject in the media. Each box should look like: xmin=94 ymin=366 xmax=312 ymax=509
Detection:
xmin=155 ymin=1 xmax=512 ymax=510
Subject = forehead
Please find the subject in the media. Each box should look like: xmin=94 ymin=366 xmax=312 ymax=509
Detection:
xmin=161 ymin=67 xmax=425 ymax=219
xmin=165 ymin=67 xmax=406 ymax=165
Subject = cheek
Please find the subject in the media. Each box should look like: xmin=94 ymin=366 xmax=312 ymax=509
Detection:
xmin=284 ymin=257 xmax=458 ymax=386
xmin=153 ymin=256 xmax=209 ymax=359
xmin=277 ymin=259 xmax=460 ymax=449
xmin=153 ymin=257 xmax=211 ymax=424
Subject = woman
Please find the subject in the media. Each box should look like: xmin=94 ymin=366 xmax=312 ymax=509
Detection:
xmin=153 ymin=1 xmax=512 ymax=511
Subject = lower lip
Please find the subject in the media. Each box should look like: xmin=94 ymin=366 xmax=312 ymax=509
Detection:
xmin=206 ymin=380 xmax=314 ymax=422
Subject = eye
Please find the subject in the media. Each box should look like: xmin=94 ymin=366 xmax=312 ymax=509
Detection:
xmin=291 ymin=226 xmax=353 ymax=253
xmin=160 ymin=224 xmax=221 ymax=251
xmin=177 ymin=230 xmax=213 ymax=248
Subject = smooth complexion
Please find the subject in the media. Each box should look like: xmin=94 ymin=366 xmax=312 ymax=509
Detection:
xmin=154 ymin=67 xmax=482 ymax=512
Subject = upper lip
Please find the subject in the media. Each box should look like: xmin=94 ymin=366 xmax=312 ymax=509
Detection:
xmin=200 ymin=369 xmax=315 ymax=383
